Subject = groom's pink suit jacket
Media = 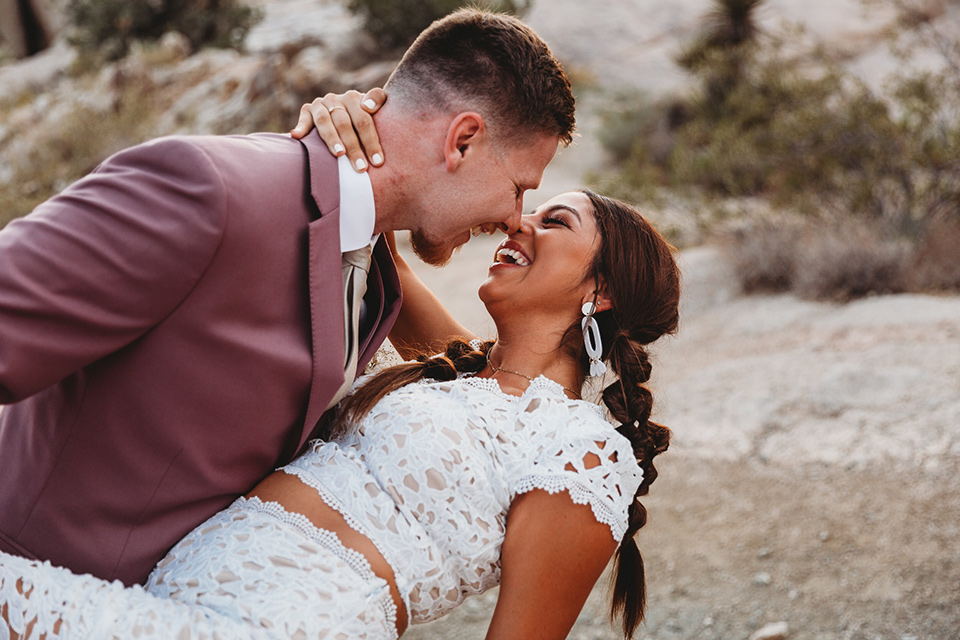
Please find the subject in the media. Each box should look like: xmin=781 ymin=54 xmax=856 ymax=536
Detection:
xmin=0 ymin=133 xmax=401 ymax=585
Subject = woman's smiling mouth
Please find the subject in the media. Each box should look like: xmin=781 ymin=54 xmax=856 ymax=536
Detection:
xmin=492 ymin=241 xmax=532 ymax=267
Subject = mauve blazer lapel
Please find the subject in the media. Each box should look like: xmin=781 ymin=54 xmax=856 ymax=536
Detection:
xmin=299 ymin=136 xmax=345 ymax=450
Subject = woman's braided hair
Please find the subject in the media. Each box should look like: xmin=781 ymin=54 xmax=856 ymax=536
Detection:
xmin=579 ymin=190 xmax=680 ymax=636
xmin=337 ymin=190 xmax=680 ymax=638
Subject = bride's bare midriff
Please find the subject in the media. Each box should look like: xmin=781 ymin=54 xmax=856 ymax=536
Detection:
xmin=247 ymin=472 xmax=409 ymax=635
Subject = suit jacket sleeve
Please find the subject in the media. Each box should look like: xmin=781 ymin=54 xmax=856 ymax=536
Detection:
xmin=0 ymin=137 xmax=228 ymax=403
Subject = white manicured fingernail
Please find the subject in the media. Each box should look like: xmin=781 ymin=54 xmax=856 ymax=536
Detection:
xmin=371 ymin=153 xmax=383 ymax=166
xmin=333 ymin=143 xmax=345 ymax=155
xmin=355 ymin=158 xmax=367 ymax=171
xmin=363 ymin=99 xmax=377 ymax=110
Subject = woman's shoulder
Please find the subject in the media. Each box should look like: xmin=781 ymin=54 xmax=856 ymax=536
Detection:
xmin=505 ymin=390 xmax=643 ymax=542
xmin=516 ymin=379 xmax=612 ymax=430
xmin=466 ymin=378 xmax=631 ymax=464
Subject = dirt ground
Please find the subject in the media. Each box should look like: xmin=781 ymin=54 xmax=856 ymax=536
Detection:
xmin=401 ymin=241 xmax=960 ymax=640
xmin=407 ymin=459 xmax=960 ymax=640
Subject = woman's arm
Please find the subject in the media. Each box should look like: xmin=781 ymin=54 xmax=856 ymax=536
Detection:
xmin=382 ymin=232 xmax=477 ymax=360
xmin=486 ymin=489 xmax=619 ymax=640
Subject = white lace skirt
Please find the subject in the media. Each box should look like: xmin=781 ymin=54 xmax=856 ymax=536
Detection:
xmin=0 ymin=498 xmax=398 ymax=640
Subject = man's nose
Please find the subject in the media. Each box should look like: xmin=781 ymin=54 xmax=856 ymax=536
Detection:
xmin=497 ymin=200 xmax=524 ymax=234
xmin=508 ymin=214 xmax=535 ymax=237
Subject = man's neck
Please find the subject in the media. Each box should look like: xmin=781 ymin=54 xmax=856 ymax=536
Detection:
xmin=368 ymin=165 xmax=405 ymax=236
xmin=368 ymin=105 xmax=449 ymax=234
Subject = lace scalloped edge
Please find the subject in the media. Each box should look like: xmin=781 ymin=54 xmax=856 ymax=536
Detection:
xmin=513 ymin=473 xmax=628 ymax=542
xmin=277 ymin=467 xmax=411 ymax=612
xmin=276 ymin=467 xmax=390 ymax=563
xmin=454 ymin=375 xmax=607 ymax=419
xmin=237 ymin=496 xmax=399 ymax=638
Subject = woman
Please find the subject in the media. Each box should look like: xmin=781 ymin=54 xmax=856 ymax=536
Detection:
xmin=0 ymin=112 xmax=680 ymax=640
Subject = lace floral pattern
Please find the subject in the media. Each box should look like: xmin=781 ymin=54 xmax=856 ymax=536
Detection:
xmin=146 ymin=497 xmax=397 ymax=639
xmin=283 ymin=374 xmax=642 ymax=624
xmin=0 ymin=549 xmax=275 ymax=639
xmin=0 ymin=375 xmax=640 ymax=637
xmin=0 ymin=499 xmax=398 ymax=640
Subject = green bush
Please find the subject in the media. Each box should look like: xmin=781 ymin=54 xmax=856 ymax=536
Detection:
xmin=66 ymin=0 xmax=263 ymax=60
xmin=346 ymin=0 xmax=532 ymax=50
xmin=596 ymin=0 xmax=960 ymax=297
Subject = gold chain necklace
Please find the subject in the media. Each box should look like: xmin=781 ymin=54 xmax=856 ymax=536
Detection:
xmin=485 ymin=351 xmax=581 ymax=399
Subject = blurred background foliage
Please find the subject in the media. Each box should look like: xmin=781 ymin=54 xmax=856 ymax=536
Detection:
xmin=345 ymin=0 xmax=532 ymax=49
xmin=0 ymin=74 xmax=159 ymax=229
xmin=65 ymin=0 xmax=264 ymax=60
xmin=591 ymin=0 xmax=960 ymax=299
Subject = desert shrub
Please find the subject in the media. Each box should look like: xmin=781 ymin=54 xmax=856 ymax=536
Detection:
xmin=909 ymin=217 xmax=960 ymax=291
xmin=728 ymin=219 xmax=802 ymax=293
xmin=728 ymin=218 xmax=912 ymax=301
xmin=596 ymin=92 xmax=660 ymax=164
xmin=603 ymin=40 xmax=935 ymax=214
xmin=345 ymin=0 xmax=531 ymax=50
xmin=791 ymin=224 xmax=910 ymax=301
xmin=65 ymin=0 xmax=263 ymax=60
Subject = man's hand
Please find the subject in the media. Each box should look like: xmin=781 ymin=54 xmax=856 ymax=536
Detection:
xmin=290 ymin=89 xmax=386 ymax=173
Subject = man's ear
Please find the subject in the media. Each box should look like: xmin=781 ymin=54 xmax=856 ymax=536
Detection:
xmin=443 ymin=112 xmax=486 ymax=172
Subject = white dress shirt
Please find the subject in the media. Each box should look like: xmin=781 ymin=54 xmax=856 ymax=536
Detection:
xmin=337 ymin=155 xmax=377 ymax=252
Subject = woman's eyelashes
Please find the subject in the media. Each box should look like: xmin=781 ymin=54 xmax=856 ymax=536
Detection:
xmin=541 ymin=214 xmax=569 ymax=228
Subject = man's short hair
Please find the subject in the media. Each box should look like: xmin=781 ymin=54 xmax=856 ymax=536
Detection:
xmin=386 ymin=8 xmax=576 ymax=147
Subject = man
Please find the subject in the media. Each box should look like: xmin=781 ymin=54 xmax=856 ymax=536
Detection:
xmin=0 ymin=8 xmax=575 ymax=585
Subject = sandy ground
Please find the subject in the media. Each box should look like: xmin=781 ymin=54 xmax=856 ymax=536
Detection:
xmin=399 ymin=239 xmax=960 ymax=640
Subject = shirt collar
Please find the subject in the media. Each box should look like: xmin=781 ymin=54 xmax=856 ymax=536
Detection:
xmin=337 ymin=155 xmax=377 ymax=253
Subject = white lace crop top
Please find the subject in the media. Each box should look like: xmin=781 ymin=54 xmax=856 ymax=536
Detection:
xmin=280 ymin=374 xmax=643 ymax=624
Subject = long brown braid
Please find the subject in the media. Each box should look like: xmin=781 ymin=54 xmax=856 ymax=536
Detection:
xmin=578 ymin=190 xmax=680 ymax=637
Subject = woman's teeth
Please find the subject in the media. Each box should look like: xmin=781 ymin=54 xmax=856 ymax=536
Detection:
xmin=495 ymin=248 xmax=530 ymax=266
xmin=471 ymin=224 xmax=498 ymax=236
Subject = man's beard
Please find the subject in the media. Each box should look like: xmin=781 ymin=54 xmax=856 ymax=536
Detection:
xmin=409 ymin=229 xmax=454 ymax=267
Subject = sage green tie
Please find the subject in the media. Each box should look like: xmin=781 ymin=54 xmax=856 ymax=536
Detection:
xmin=326 ymin=244 xmax=373 ymax=411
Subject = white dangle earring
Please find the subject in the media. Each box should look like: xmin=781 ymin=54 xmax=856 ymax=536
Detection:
xmin=581 ymin=301 xmax=606 ymax=377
